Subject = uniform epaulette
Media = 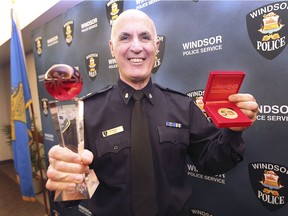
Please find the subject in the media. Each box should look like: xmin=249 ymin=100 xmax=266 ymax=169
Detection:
xmin=80 ymin=85 xmax=114 ymax=100
xmin=154 ymin=83 xmax=187 ymax=97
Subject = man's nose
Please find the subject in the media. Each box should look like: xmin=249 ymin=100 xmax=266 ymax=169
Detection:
xmin=130 ymin=38 xmax=143 ymax=52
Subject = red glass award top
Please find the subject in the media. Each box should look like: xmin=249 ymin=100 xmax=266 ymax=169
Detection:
xmin=44 ymin=64 xmax=83 ymax=100
xmin=203 ymin=71 xmax=252 ymax=128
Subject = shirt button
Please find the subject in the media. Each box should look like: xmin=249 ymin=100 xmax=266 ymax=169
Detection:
xmin=114 ymin=145 xmax=118 ymax=150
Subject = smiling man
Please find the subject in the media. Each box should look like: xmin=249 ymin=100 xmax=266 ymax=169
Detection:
xmin=46 ymin=9 xmax=259 ymax=216
xmin=109 ymin=9 xmax=159 ymax=89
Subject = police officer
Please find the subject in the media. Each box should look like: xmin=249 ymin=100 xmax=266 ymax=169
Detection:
xmin=46 ymin=9 xmax=259 ymax=216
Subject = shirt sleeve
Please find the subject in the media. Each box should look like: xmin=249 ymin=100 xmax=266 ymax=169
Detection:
xmin=187 ymin=101 xmax=245 ymax=176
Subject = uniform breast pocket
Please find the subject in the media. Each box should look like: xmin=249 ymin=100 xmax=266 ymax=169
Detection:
xmin=92 ymin=130 xmax=130 ymax=185
xmin=158 ymin=126 xmax=189 ymax=174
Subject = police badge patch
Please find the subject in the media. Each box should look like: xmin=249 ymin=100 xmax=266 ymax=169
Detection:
xmin=248 ymin=162 xmax=288 ymax=211
xmin=246 ymin=1 xmax=288 ymax=60
xmin=34 ymin=36 xmax=43 ymax=56
xmin=106 ymin=0 xmax=124 ymax=27
xmin=41 ymin=98 xmax=49 ymax=116
xmin=152 ymin=35 xmax=165 ymax=74
xmin=85 ymin=53 xmax=99 ymax=80
xmin=63 ymin=20 xmax=74 ymax=46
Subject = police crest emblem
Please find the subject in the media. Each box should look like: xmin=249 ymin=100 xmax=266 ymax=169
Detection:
xmin=63 ymin=20 xmax=74 ymax=46
xmin=34 ymin=36 xmax=43 ymax=56
xmin=106 ymin=0 xmax=124 ymax=26
xmin=248 ymin=162 xmax=288 ymax=211
xmin=152 ymin=35 xmax=166 ymax=74
xmin=246 ymin=1 xmax=288 ymax=60
xmin=85 ymin=53 xmax=99 ymax=80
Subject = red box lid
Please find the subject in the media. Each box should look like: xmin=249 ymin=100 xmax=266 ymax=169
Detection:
xmin=203 ymin=71 xmax=245 ymax=103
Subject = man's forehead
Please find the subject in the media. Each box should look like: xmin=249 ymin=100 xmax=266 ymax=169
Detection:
xmin=111 ymin=10 xmax=157 ymax=40
xmin=117 ymin=15 xmax=151 ymax=26
xmin=114 ymin=19 xmax=154 ymax=35
xmin=117 ymin=9 xmax=149 ymax=21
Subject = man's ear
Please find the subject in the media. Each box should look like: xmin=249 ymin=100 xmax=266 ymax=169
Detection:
xmin=109 ymin=40 xmax=115 ymax=57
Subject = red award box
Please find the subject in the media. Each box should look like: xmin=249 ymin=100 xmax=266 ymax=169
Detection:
xmin=203 ymin=71 xmax=252 ymax=128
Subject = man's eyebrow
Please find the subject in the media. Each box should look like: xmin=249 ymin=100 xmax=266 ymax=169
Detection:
xmin=140 ymin=31 xmax=152 ymax=37
xmin=118 ymin=32 xmax=130 ymax=38
xmin=115 ymin=31 xmax=153 ymax=42
xmin=117 ymin=31 xmax=152 ymax=37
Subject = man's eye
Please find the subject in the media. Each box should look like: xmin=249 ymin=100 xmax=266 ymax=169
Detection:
xmin=141 ymin=33 xmax=151 ymax=42
xmin=142 ymin=36 xmax=151 ymax=40
xmin=119 ymin=35 xmax=129 ymax=41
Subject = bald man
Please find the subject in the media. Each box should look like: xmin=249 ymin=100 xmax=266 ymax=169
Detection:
xmin=46 ymin=9 xmax=258 ymax=216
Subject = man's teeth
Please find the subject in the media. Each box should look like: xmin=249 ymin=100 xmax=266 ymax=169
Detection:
xmin=130 ymin=58 xmax=143 ymax=63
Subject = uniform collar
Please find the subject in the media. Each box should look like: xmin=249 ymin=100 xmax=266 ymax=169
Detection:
xmin=117 ymin=78 xmax=155 ymax=106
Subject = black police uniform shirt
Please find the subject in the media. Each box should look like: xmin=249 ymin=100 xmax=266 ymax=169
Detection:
xmin=83 ymin=78 xmax=244 ymax=216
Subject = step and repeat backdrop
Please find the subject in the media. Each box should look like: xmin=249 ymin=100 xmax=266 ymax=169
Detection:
xmin=32 ymin=1 xmax=288 ymax=215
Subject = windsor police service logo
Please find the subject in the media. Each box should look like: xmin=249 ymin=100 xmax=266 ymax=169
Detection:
xmin=152 ymin=35 xmax=165 ymax=74
xmin=249 ymin=162 xmax=288 ymax=211
xmin=246 ymin=1 xmax=288 ymax=60
xmin=106 ymin=0 xmax=124 ymax=26
xmin=63 ymin=20 xmax=74 ymax=46
xmin=34 ymin=36 xmax=43 ymax=56
xmin=85 ymin=53 xmax=99 ymax=80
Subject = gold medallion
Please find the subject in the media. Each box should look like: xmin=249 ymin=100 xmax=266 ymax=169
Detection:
xmin=218 ymin=108 xmax=238 ymax=119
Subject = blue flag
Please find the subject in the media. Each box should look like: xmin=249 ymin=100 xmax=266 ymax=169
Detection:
xmin=10 ymin=14 xmax=35 ymax=201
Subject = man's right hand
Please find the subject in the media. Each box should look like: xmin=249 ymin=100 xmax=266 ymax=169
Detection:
xmin=46 ymin=145 xmax=94 ymax=191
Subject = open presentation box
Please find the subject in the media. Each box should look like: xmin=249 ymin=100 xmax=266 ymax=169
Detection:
xmin=203 ymin=71 xmax=252 ymax=128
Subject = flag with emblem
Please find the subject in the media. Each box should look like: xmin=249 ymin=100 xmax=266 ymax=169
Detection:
xmin=10 ymin=10 xmax=35 ymax=201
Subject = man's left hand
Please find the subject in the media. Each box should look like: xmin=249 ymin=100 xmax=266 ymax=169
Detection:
xmin=228 ymin=93 xmax=259 ymax=131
